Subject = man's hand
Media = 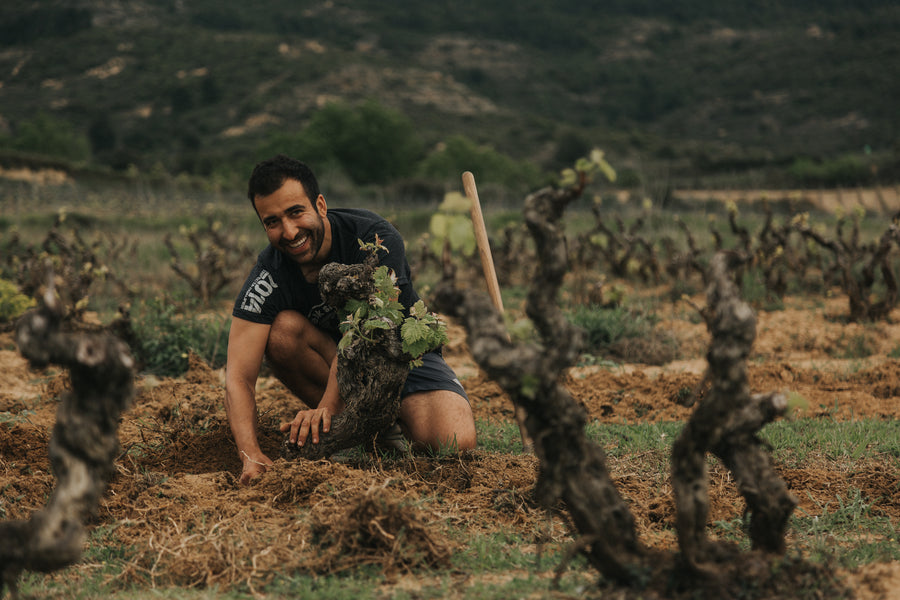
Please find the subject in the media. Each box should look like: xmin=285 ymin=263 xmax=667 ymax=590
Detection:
xmin=240 ymin=451 xmax=274 ymax=485
xmin=280 ymin=406 xmax=335 ymax=447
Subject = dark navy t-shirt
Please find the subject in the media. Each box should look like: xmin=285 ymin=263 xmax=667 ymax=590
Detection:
xmin=232 ymin=208 xmax=419 ymax=342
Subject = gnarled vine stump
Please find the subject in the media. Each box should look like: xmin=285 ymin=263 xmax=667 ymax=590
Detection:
xmin=280 ymin=254 xmax=410 ymax=461
xmin=1 ymin=281 xmax=135 ymax=598
xmin=433 ymin=180 xmax=643 ymax=583
xmin=795 ymin=215 xmax=900 ymax=322
xmin=671 ymin=251 xmax=798 ymax=571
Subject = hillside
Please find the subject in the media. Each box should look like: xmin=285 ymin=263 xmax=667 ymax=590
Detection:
xmin=0 ymin=0 xmax=898 ymax=193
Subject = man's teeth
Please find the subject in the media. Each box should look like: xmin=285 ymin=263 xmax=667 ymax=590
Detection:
xmin=288 ymin=235 xmax=309 ymax=248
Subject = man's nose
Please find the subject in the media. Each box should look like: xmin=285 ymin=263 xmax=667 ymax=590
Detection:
xmin=283 ymin=218 xmax=299 ymax=239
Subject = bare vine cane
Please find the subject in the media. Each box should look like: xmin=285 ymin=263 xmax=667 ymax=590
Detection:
xmin=462 ymin=171 xmax=532 ymax=452
xmin=1 ymin=275 xmax=135 ymax=598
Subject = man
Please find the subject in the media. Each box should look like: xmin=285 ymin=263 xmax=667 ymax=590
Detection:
xmin=225 ymin=154 xmax=477 ymax=484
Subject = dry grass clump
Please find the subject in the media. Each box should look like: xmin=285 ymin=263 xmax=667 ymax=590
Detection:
xmin=307 ymin=483 xmax=455 ymax=575
xmin=103 ymin=460 xmax=457 ymax=593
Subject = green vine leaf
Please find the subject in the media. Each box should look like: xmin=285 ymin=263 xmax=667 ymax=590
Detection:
xmin=363 ymin=317 xmax=393 ymax=331
xmin=401 ymin=318 xmax=431 ymax=343
xmin=337 ymin=331 xmax=355 ymax=354
xmin=337 ymin=240 xmax=449 ymax=367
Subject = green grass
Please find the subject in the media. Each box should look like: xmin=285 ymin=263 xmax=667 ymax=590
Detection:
xmin=477 ymin=417 xmax=900 ymax=463
xmin=0 ymin=408 xmax=36 ymax=425
xmin=759 ymin=418 xmax=900 ymax=465
xmin=266 ymin=558 xmax=594 ymax=600
xmin=453 ymin=531 xmax=553 ymax=572
xmin=587 ymin=420 xmax=683 ymax=456
xmin=480 ymin=415 xmax=900 ymax=571
xmin=827 ymin=329 xmax=880 ymax=360
xmin=473 ymin=420 xmax=532 ymax=454
xmin=792 ymin=489 xmax=900 ymax=568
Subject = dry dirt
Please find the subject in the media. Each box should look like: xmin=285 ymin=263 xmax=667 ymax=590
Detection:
xmin=1 ymin=293 xmax=899 ymax=599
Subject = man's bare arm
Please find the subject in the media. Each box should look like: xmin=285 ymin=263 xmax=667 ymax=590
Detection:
xmin=224 ymin=317 xmax=273 ymax=483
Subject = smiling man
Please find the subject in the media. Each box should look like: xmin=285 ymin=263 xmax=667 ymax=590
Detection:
xmin=224 ymin=154 xmax=476 ymax=484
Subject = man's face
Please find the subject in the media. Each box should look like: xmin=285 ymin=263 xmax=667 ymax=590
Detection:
xmin=253 ymin=178 xmax=327 ymax=266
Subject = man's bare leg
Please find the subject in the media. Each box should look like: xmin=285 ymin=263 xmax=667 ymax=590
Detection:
xmin=399 ymin=390 xmax=477 ymax=452
xmin=265 ymin=310 xmax=336 ymax=408
xmin=268 ymin=311 xmax=476 ymax=452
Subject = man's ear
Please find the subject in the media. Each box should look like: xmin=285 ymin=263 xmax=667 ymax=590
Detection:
xmin=316 ymin=194 xmax=327 ymax=217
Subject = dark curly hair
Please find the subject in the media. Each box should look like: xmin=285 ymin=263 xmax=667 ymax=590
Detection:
xmin=247 ymin=154 xmax=321 ymax=207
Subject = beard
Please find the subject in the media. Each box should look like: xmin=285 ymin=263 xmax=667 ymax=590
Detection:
xmin=280 ymin=213 xmax=326 ymax=265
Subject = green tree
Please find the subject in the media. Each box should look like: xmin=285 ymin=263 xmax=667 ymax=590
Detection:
xmin=6 ymin=113 xmax=91 ymax=162
xmin=417 ymin=135 xmax=544 ymax=192
xmin=259 ymin=100 xmax=423 ymax=185
xmin=787 ymin=155 xmax=873 ymax=187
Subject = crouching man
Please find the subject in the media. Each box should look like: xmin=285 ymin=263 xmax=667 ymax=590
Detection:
xmin=224 ymin=154 xmax=476 ymax=484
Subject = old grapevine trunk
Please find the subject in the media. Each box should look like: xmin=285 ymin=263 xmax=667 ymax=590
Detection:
xmin=433 ymin=180 xmax=643 ymax=583
xmin=671 ymin=251 xmax=798 ymax=570
xmin=0 ymin=281 xmax=135 ymax=597
xmin=281 ymin=255 xmax=409 ymax=461
xmin=795 ymin=217 xmax=900 ymax=322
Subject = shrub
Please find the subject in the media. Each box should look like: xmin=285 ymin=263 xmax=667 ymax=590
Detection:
xmin=567 ymin=304 xmax=678 ymax=365
xmin=1 ymin=113 xmax=91 ymax=163
xmin=568 ymin=304 xmax=650 ymax=346
xmin=130 ymin=297 xmax=229 ymax=377
xmin=417 ymin=135 xmax=544 ymax=193
xmin=787 ymin=155 xmax=872 ymax=187
xmin=0 ymin=278 xmax=35 ymax=324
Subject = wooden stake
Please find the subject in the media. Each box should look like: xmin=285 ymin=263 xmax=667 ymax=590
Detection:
xmin=462 ymin=171 xmax=532 ymax=451
xmin=463 ymin=171 xmax=504 ymax=314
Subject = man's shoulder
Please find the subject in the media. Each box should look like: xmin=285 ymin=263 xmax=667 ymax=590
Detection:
xmin=329 ymin=208 xmax=403 ymax=244
xmin=328 ymin=207 xmax=386 ymax=228
xmin=234 ymin=245 xmax=312 ymax=321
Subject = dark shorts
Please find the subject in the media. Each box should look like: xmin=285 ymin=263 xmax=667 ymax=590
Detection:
xmin=403 ymin=350 xmax=469 ymax=402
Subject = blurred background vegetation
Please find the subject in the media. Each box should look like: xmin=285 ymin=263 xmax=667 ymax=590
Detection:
xmin=0 ymin=0 xmax=897 ymax=199
xmin=3 ymin=0 xmax=900 ymax=378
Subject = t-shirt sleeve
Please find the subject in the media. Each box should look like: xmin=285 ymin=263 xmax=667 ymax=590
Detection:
xmin=232 ymin=264 xmax=284 ymax=325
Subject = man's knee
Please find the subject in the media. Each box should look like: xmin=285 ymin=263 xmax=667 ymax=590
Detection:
xmin=265 ymin=311 xmax=335 ymax=401
xmin=266 ymin=311 xmax=314 ymax=364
